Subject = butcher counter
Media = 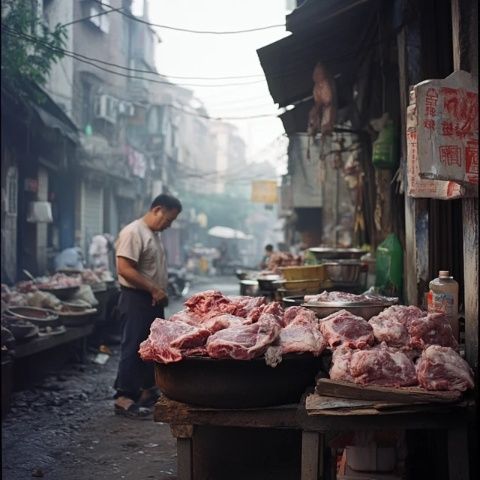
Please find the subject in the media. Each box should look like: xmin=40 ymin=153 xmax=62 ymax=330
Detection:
xmin=154 ymin=391 xmax=474 ymax=480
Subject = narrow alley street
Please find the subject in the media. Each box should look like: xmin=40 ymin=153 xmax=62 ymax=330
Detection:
xmin=2 ymin=276 xmax=240 ymax=480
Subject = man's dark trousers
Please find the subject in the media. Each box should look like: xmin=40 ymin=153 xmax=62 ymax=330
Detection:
xmin=114 ymin=287 xmax=165 ymax=401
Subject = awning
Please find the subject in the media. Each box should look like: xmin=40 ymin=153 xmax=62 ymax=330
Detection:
xmin=32 ymin=104 xmax=78 ymax=144
xmin=257 ymin=0 xmax=381 ymax=132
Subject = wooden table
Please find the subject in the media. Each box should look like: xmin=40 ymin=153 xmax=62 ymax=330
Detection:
xmin=154 ymin=396 xmax=300 ymax=480
xmin=156 ymin=390 xmax=473 ymax=480
xmin=14 ymin=324 xmax=94 ymax=359
xmin=299 ymin=390 xmax=473 ymax=480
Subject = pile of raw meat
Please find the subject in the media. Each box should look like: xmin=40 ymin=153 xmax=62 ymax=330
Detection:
xmin=139 ymin=291 xmax=474 ymax=392
xmin=139 ymin=290 xmax=326 ymax=366
xmin=305 ymin=290 xmax=398 ymax=304
xmin=327 ymin=305 xmax=473 ymax=392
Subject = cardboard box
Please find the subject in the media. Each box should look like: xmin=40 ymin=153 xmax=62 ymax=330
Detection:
xmin=346 ymin=446 xmax=396 ymax=473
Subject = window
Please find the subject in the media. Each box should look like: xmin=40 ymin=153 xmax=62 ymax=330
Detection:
xmin=6 ymin=166 xmax=18 ymax=216
xmin=88 ymin=3 xmax=110 ymax=33
xmin=131 ymin=0 xmax=144 ymax=17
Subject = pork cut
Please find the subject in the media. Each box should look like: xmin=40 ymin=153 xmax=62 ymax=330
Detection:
xmin=369 ymin=306 xmax=456 ymax=350
xmin=369 ymin=315 xmax=410 ymax=348
xmin=416 ymin=345 xmax=474 ymax=391
xmin=320 ymin=309 xmax=374 ymax=349
xmin=184 ymin=290 xmax=236 ymax=318
xmin=228 ymin=296 xmax=267 ymax=315
xmin=407 ymin=313 xmax=458 ymax=350
xmin=279 ymin=315 xmax=326 ymax=356
xmin=169 ymin=309 xmax=202 ymax=325
xmin=206 ymin=313 xmax=281 ymax=360
xmin=349 ymin=342 xmax=418 ymax=387
xmin=329 ymin=345 xmax=355 ymax=382
xmin=139 ymin=318 xmax=210 ymax=364
xmin=283 ymin=306 xmax=318 ymax=326
xmin=246 ymin=301 xmax=284 ymax=325
xmin=200 ymin=314 xmax=244 ymax=334
xmin=305 ymin=291 xmax=396 ymax=304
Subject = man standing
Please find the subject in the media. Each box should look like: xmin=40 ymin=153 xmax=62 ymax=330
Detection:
xmin=113 ymin=194 xmax=182 ymax=418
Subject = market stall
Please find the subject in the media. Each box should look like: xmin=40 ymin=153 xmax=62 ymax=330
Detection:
xmin=0 ymin=268 xmax=118 ymax=411
xmin=146 ymin=287 xmax=474 ymax=479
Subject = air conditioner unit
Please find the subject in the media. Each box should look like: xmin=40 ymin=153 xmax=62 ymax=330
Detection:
xmin=94 ymin=94 xmax=118 ymax=123
xmin=118 ymin=101 xmax=135 ymax=117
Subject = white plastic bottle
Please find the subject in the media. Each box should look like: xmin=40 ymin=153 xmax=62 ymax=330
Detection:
xmin=427 ymin=270 xmax=459 ymax=341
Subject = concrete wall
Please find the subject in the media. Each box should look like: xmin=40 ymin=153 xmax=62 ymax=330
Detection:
xmin=43 ymin=0 xmax=74 ymax=117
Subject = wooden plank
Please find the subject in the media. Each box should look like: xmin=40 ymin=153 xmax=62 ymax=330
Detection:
xmin=447 ymin=426 xmax=470 ymax=480
xmin=451 ymin=0 xmax=479 ymax=378
xmin=315 ymin=379 xmax=462 ymax=403
xmin=305 ymin=394 xmax=436 ymax=413
xmin=462 ymin=199 xmax=479 ymax=374
xmin=301 ymin=432 xmax=323 ymax=480
xmin=170 ymin=424 xmax=193 ymax=439
xmin=306 ymin=394 xmax=377 ymax=411
xmin=154 ymin=396 xmax=299 ymax=429
xmin=176 ymin=438 xmax=193 ymax=480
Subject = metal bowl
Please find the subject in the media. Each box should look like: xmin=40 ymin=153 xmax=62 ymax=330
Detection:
xmin=308 ymin=247 xmax=367 ymax=261
xmin=154 ymin=353 xmax=324 ymax=408
xmin=281 ymin=295 xmax=305 ymax=308
xmin=323 ymin=260 xmax=364 ymax=284
xmin=301 ymin=301 xmax=396 ymax=320
xmin=6 ymin=306 xmax=61 ymax=327
xmin=38 ymin=285 xmax=80 ymax=300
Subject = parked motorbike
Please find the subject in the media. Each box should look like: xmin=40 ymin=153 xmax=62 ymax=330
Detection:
xmin=167 ymin=267 xmax=192 ymax=299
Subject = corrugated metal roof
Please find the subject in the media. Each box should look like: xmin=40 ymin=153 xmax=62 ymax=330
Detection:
xmin=257 ymin=0 xmax=380 ymax=133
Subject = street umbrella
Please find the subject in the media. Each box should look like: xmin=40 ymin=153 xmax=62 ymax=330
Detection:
xmin=207 ymin=226 xmax=252 ymax=240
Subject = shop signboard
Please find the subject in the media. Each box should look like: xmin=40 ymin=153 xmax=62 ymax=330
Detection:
xmin=251 ymin=180 xmax=278 ymax=204
xmin=406 ymin=102 xmax=466 ymax=199
xmin=413 ymin=70 xmax=478 ymax=187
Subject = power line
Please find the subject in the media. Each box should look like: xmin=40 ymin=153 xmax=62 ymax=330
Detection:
xmin=61 ymin=5 xmax=123 ymax=28
xmin=2 ymin=26 xmax=267 ymax=88
xmin=4 ymin=25 xmax=284 ymax=121
xmin=93 ymin=0 xmax=285 ymax=35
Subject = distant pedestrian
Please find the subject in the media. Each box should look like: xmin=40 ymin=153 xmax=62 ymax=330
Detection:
xmin=113 ymin=194 xmax=182 ymax=418
xmin=259 ymin=244 xmax=274 ymax=270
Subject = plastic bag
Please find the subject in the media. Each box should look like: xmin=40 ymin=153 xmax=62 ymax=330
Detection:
xmin=374 ymin=233 xmax=403 ymax=298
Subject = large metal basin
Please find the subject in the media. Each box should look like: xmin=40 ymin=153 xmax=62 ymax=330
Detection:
xmin=154 ymin=354 xmax=324 ymax=408
xmin=302 ymin=301 xmax=394 ymax=320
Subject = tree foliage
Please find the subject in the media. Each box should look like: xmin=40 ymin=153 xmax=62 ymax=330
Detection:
xmin=1 ymin=0 xmax=67 ymax=97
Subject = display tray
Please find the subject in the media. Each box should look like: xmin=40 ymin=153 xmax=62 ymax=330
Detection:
xmin=301 ymin=301 xmax=396 ymax=320
xmin=38 ymin=285 xmax=80 ymax=300
xmin=155 ymin=353 xmax=325 ymax=409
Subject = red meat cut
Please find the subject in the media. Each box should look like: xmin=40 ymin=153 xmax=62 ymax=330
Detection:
xmin=407 ymin=313 xmax=458 ymax=350
xmin=320 ymin=309 xmax=374 ymax=349
xmin=349 ymin=342 xmax=418 ymax=387
xmin=206 ymin=313 xmax=280 ymax=360
xmin=139 ymin=318 xmax=210 ymax=364
xmin=279 ymin=307 xmax=325 ymax=356
xmin=416 ymin=345 xmax=474 ymax=391
xmin=329 ymin=345 xmax=355 ymax=382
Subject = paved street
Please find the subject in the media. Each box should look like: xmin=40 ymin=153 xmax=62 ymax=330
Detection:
xmin=2 ymin=276 xmax=240 ymax=480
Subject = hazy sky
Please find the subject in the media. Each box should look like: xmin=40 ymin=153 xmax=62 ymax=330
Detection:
xmin=148 ymin=0 xmax=291 ymax=167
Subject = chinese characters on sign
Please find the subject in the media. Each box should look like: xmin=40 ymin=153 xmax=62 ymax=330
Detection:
xmin=415 ymin=70 xmax=478 ymax=187
xmin=406 ymin=102 xmax=464 ymax=199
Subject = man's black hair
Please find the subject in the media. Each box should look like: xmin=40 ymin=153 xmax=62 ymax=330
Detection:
xmin=150 ymin=194 xmax=183 ymax=212
xmin=265 ymin=244 xmax=274 ymax=252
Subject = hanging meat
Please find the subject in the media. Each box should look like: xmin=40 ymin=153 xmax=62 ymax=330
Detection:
xmin=307 ymin=62 xmax=337 ymax=138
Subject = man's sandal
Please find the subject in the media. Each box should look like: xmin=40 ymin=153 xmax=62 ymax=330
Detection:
xmin=114 ymin=403 xmax=152 ymax=419
xmin=137 ymin=389 xmax=161 ymax=408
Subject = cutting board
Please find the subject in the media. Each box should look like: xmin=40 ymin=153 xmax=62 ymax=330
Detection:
xmin=315 ymin=378 xmax=462 ymax=404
